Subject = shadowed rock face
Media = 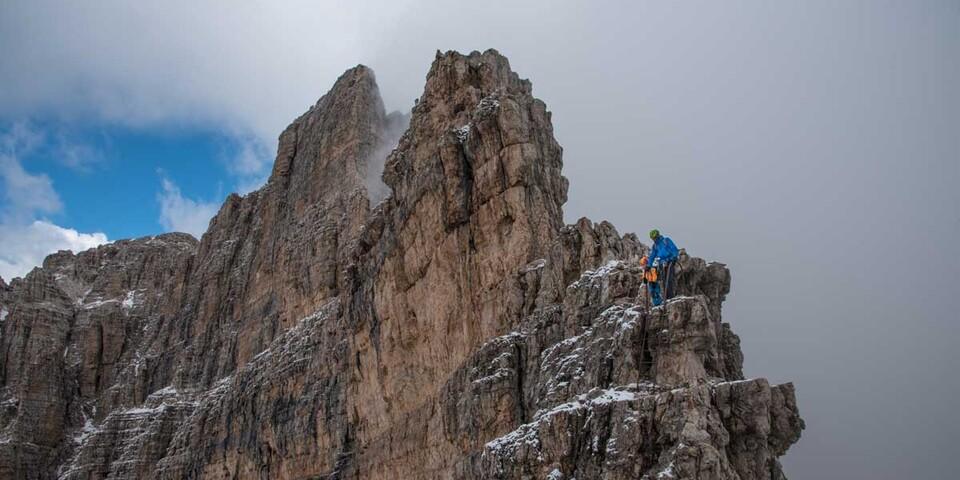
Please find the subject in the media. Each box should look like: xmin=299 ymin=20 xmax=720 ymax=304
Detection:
xmin=0 ymin=49 xmax=802 ymax=480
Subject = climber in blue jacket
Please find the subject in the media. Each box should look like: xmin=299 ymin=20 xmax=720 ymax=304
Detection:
xmin=647 ymin=229 xmax=679 ymax=265
xmin=647 ymin=229 xmax=679 ymax=306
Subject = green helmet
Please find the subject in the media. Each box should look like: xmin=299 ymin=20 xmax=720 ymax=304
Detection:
xmin=649 ymin=229 xmax=660 ymax=240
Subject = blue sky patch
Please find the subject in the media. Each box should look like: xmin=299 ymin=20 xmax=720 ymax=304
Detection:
xmin=5 ymin=120 xmax=257 ymax=240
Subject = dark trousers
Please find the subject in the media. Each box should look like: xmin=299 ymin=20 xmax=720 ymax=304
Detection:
xmin=662 ymin=261 xmax=676 ymax=300
xmin=651 ymin=261 xmax=676 ymax=306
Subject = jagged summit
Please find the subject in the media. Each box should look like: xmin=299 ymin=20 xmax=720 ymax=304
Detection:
xmin=266 ymin=62 xmax=384 ymax=198
xmin=0 ymin=50 xmax=802 ymax=480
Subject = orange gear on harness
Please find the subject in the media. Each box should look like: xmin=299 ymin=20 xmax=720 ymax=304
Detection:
xmin=645 ymin=268 xmax=658 ymax=283
xmin=640 ymin=256 xmax=658 ymax=283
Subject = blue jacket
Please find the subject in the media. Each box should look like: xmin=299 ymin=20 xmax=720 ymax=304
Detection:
xmin=649 ymin=235 xmax=679 ymax=265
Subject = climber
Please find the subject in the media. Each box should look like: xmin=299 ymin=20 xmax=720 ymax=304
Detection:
xmin=646 ymin=229 xmax=680 ymax=306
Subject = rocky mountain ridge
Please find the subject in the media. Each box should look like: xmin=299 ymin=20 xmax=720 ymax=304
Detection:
xmin=0 ymin=49 xmax=802 ymax=479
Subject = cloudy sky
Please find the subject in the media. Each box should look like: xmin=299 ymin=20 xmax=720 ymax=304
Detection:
xmin=1 ymin=1 xmax=958 ymax=477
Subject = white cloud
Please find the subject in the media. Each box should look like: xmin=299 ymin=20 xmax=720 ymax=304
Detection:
xmin=57 ymin=137 xmax=104 ymax=172
xmin=0 ymin=220 xmax=108 ymax=281
xmin=157 ymin=176 xmax=219 ymax=239
xmin=0 ymin=124 xmax=109 ymax=281
xmin=0 ymin=123 xmax=60 ymax=222
xmin=234 ymin=172 xmax=270 ymax=196
xmin=0 ymin=1 xmax=413 ymax=184
xmin=0 ymin=121 xmax=42 ymax=154
xmin=0 ymin=154 xmax=61 ymax=222
xmin=225 ymin=134 xmax=271 ymax=194
xmin=228 ymin=134 xmax=272 ymax=177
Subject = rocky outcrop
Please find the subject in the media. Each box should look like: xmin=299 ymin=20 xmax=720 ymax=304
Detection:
xmin=0 ymin=234 xmax=197 ymax=479
xmin=168 ymin=64 xmax=386 ymax=389
xmin=0 ymin=49 xmax=802 ymax=479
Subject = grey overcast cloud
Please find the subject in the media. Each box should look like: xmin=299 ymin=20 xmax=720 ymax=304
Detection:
xmin=2 ymin=1 xmax=958 ymax=478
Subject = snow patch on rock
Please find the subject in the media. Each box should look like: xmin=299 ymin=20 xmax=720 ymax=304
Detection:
xmin=73 ymin=416 xmax=99 ymax=445
xmin=486 ymin=386 xmax=640 ymax=457
xmin=567 ymin=259 xmax=625 ymax=289
xmin=454 ymin=123 xmax=471 ymax=142
xmin=121 ymin=290 xmax=143 ymax=310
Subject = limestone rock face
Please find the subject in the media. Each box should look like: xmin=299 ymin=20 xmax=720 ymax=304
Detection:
xmin=0 ymin=49 xmax=802 ymax=480
xmin=0 ymin=234 xmax=197 ymax=479
xmin=170 ymin=64 xmax=385 ymax=389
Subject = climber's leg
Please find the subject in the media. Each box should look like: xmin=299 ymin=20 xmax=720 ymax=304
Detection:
xmin=650 ymin=281 xmax=663 ymax=306
xmin=663 ymin=261 xmax=676 ymax=301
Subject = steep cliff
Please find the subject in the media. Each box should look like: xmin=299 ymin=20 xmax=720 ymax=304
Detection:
xmin=0 ymin=49 xmax=802 ymax=480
